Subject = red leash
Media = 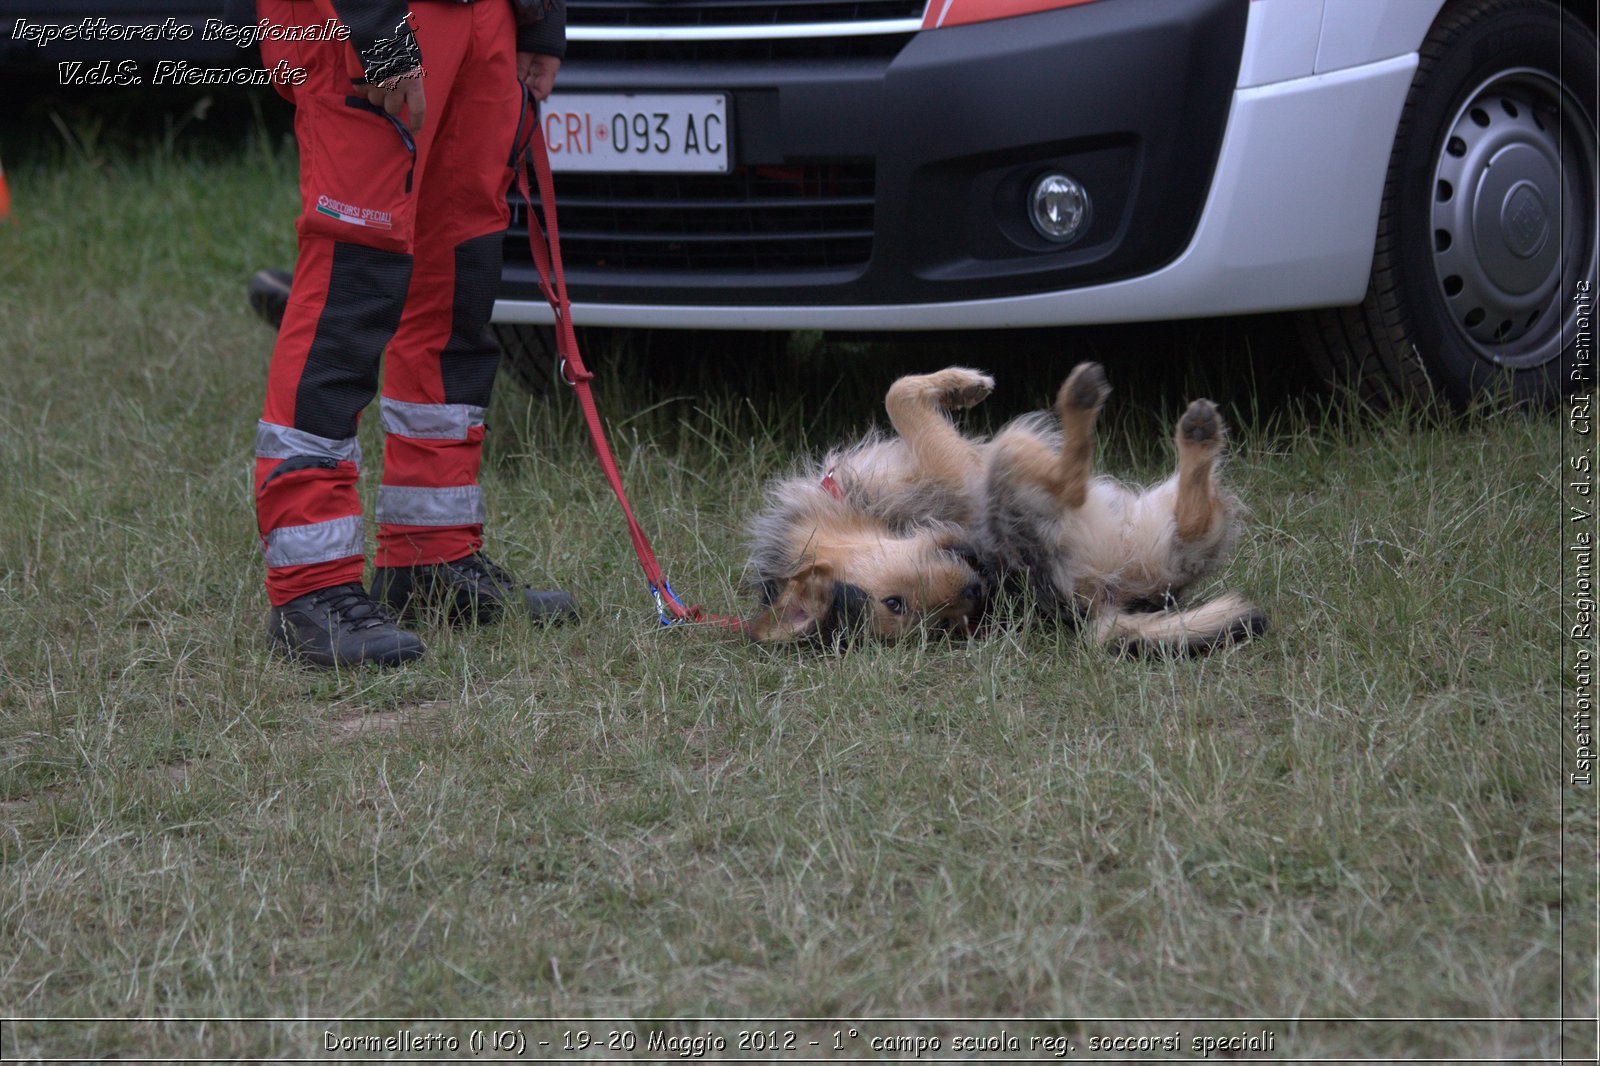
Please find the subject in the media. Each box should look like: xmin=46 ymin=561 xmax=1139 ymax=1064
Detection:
xmin=515 ymin=104 xmax=747 ymax=634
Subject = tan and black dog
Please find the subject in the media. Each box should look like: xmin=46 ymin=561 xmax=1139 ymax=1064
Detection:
xmin=745 ymin=366 xmax=995 ymax=643
xmin=977 ymin=361 xmax=1266 ymax=652
xmin=744 ymin=363 xmax=1265 ymax=653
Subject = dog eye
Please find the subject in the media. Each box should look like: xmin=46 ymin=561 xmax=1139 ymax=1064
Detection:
xmin=882 ymin=596 xmax=906 ymax=616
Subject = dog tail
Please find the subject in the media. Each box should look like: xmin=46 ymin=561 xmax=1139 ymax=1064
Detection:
xmin=1089 ymin=592 xmax=1267 ymax=656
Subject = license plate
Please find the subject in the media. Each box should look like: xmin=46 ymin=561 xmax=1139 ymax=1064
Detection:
xmin=540 ymin=93 xmax=730 ymax=174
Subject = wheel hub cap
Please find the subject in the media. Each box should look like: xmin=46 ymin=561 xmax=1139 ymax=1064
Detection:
xmin=1467 ymin=141 xmax=1559 ymax=299
xmin=1499 ymin=179 xmax=1549 ymax=262
xmin=1429 ymin=69 xmax=1594 ymax=368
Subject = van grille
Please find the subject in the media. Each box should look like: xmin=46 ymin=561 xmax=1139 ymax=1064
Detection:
xmin=567 ymin=1 xmax=926 ymax=29
xmin=506 ymin=165 xmax=876 ymax=272
xmin=569 ymin=33 xmax=912 ymax=61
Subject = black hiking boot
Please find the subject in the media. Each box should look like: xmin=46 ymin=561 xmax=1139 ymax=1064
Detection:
xmin=267 ymin=583 xmax=425 ymax=668
xmin=372 ymin=552 xmax=579 ymax=627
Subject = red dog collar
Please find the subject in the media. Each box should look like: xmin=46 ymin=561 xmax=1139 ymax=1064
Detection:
xmin=819 ymin=467 xmax=845 ymax=500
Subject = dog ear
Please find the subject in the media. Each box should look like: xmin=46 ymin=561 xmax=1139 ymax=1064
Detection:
xmin=748 ymin=563 xmax=837 ymax=642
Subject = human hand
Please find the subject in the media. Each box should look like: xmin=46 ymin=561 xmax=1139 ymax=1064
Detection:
xmin=365 ymin=66 xmax=427 ymax=133
xmin=517 ymin=52 xmax=561 ymax=101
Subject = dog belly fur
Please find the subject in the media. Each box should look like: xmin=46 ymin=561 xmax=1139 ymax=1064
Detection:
xmin=984 ymin=441 xmax=1241 ymax=611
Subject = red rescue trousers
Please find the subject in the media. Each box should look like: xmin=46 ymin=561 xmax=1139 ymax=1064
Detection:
xmin=254 ymin=0 xmax=523 ymax=606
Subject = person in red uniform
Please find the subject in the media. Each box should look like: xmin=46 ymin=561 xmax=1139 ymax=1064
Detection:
xmin=248 ymin=0 xmax=574 ymax=667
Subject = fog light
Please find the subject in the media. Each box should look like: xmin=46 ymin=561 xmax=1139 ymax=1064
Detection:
xmin=1028 ymin=172 xmax=1089 ymax=243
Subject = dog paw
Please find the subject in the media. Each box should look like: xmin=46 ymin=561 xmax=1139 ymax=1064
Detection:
xmin=936 ymin=368 xmax=996 ymax=409
xmin=1178 ymin=399 xmax=1225 ymax=449
xmin=1058 ymin=361 xmax=1110 ymax=413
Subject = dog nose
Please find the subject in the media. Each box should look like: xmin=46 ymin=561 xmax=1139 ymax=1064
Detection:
xmin=961 ymin=580 xmax=988 ymax=604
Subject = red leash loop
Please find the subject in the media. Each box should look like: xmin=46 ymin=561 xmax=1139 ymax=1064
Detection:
xmin=517 ymin=105 xmax=746 ymax=634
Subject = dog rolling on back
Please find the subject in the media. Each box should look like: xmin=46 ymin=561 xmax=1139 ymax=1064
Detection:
xmin=979 ymin=362 xmax=1266 ymax=655
xmin=744 ymin=362 xmax=1265 ymax=654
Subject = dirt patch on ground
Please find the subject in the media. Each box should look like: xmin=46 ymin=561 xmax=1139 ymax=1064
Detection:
xmin=329 ymin=700 xmax=453 ymax=740
xmin=331 ymin=709 xmax=410 ymax=738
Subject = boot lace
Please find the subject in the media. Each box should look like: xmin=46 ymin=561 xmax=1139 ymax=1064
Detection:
xmin=447 ymin=552 xmax=518 ymax=592
xmin=310 ymin=584 xmax=396 ymax=632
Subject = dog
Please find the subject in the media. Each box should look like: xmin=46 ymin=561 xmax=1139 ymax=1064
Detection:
xmin=744 ymin=363 xmax=1266 ymax=653
xmin=745 ymin=366 xmax=995 ymax=643
xmin=978 ymin=361 xmax=1267 ymax=653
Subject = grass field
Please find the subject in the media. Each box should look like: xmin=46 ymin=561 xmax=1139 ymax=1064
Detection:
xmin=0 ymin=104 xmax=1594 ymax=1061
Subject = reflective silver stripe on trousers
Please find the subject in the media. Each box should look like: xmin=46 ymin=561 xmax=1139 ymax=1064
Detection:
xmin=379 ymin=398 xmax=487 ymax=441
xmin=375 ymin=484 xmax=486 ymax=527
xmin=255 ymin=420 xmax=362 ymax=466
xmin=262 ymin=515 xmax=365 ymax=568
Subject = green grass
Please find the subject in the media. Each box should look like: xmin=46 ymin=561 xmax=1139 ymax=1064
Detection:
xmin=0 ymin=129 xmax=1592 ymax=1061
